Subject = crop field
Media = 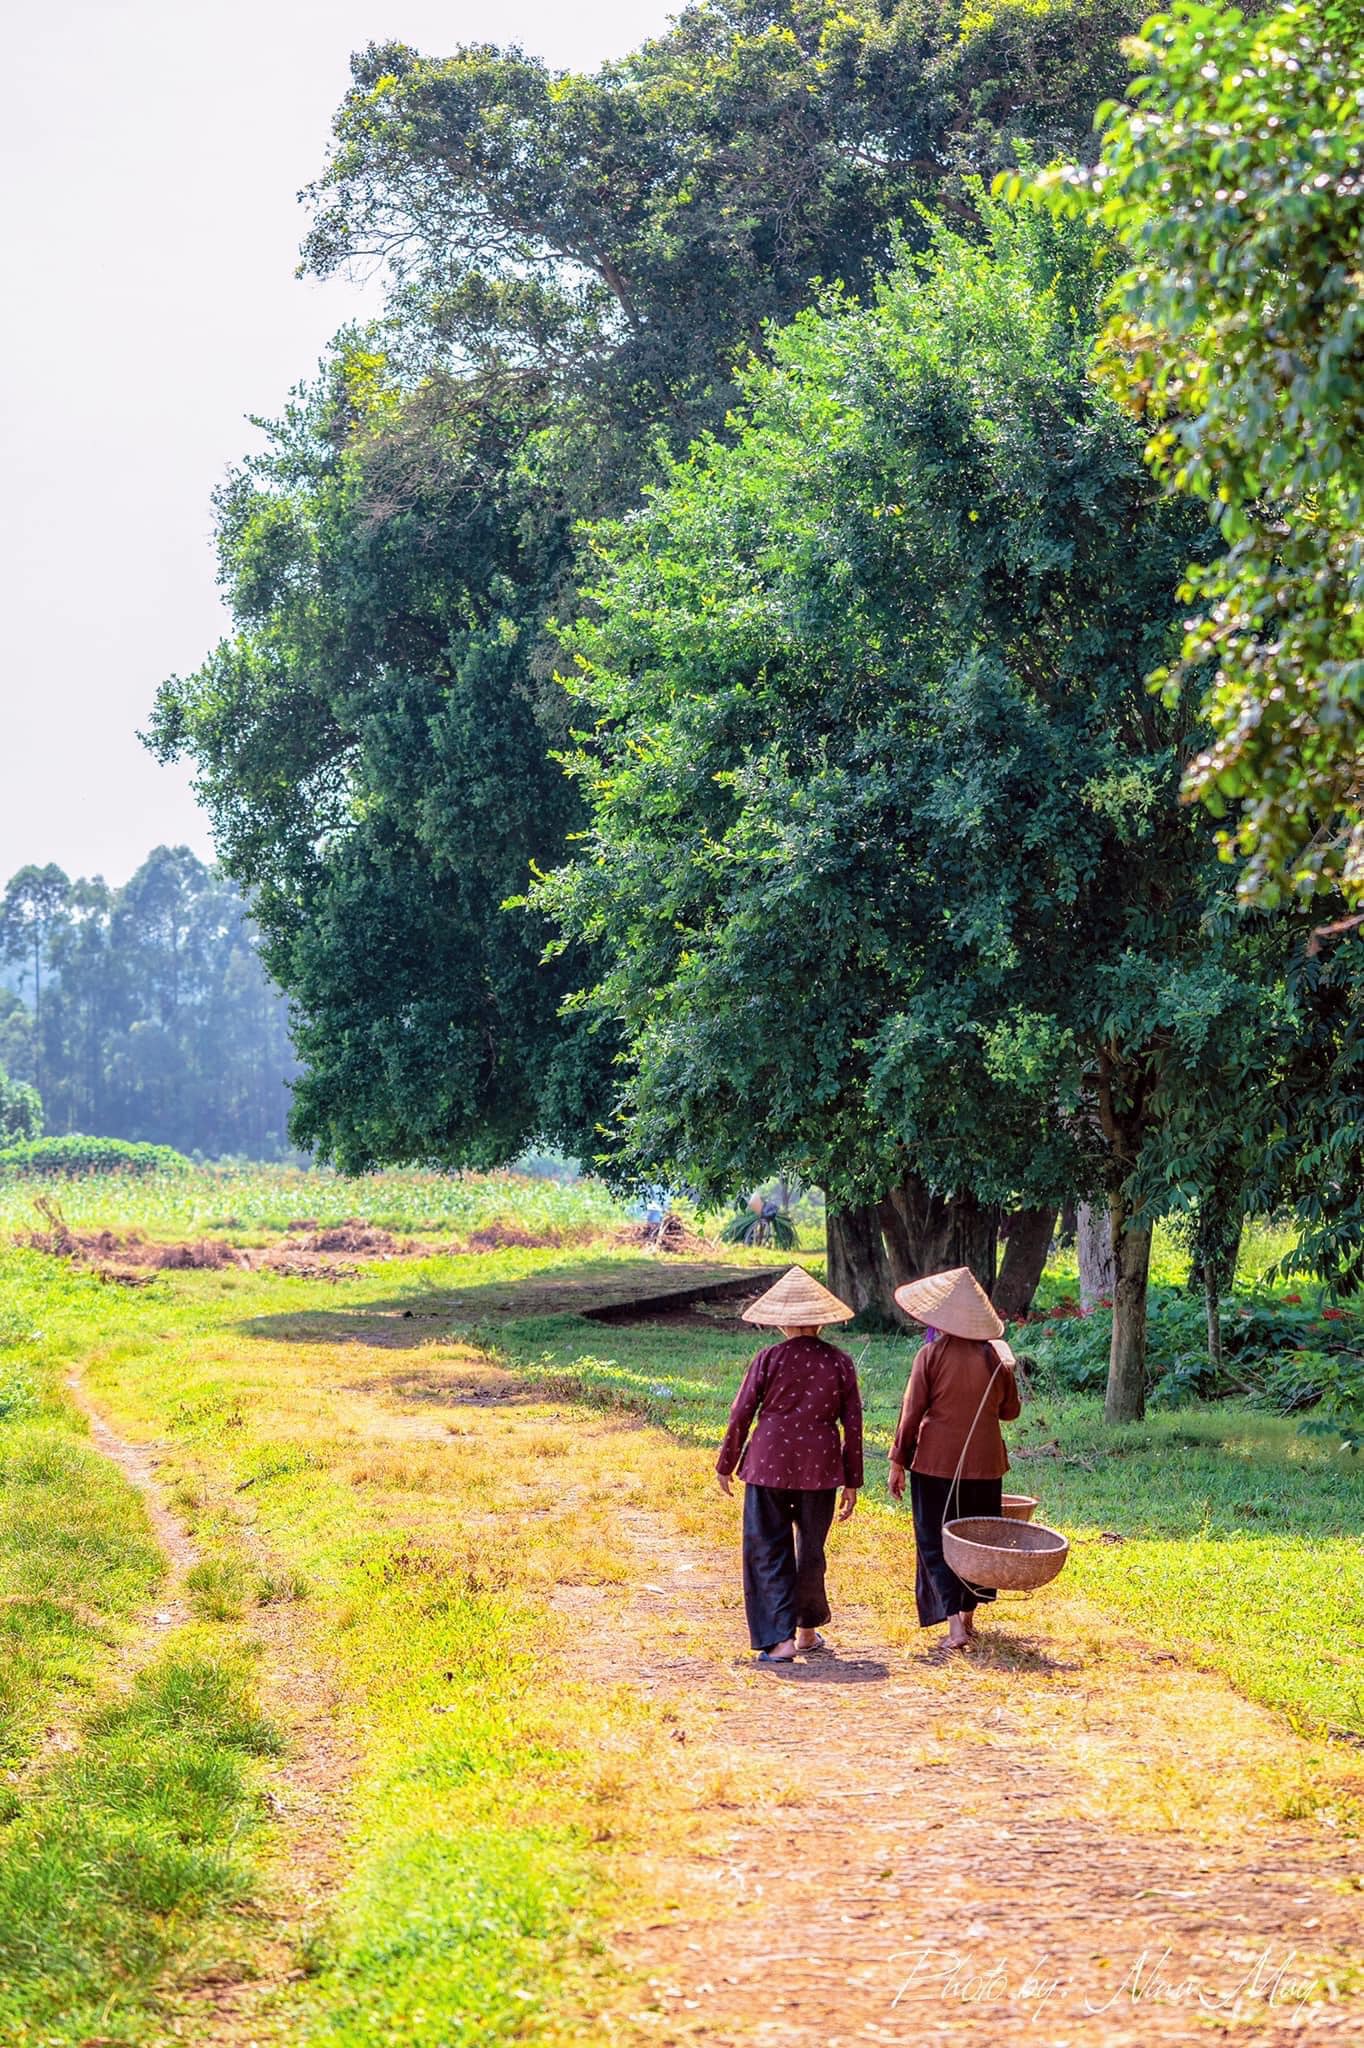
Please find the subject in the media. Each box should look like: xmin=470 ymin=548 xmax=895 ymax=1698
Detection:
xmin=0 ymin=1158 xmax=633 ymax=1246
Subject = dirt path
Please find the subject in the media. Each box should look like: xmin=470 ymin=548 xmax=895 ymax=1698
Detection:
xmin=65 ymin=1369 xmax=360 ymax=2046
xmin=67 ymin=1366 xmax=199 ymax=1599
xmin=565 ymin=1502 xmax=1364 ymax=2046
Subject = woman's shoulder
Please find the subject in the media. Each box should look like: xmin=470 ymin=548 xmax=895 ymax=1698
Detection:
xmin=810 ymin=1334 xmax=856 ymax=1366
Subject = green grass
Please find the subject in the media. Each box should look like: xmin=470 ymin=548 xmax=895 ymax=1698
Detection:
xmin=0 ymin=1180 xmax=1355 ymax=2042
xmin=0 ymin=1642 xmax=279 ymax=2046
xmin=0 ymin=1260 xmax=164 ymax=1760
xmin=3 ymin=1242 xmax=695 ymax=2046
xmin=0 ymin=1253 xmax=283 ymax=2044
xmin=0 ymin=1160 xmax=632 ymax=1245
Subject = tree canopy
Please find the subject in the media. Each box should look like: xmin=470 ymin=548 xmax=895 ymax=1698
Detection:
xmin=1028 ymin=0 xmax=1364 ymax=907
xmin=535 ymin=196 xmax=1334 ymax=1417
xmin=151 ymin=0 xmax=1151 ymax=1171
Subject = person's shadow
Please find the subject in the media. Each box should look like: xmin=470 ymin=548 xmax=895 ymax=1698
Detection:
xmin=748 ymin=1653 xmax=890 ymax=1683
xmin=921 ymin=1635 xmax=1078 ymax=1675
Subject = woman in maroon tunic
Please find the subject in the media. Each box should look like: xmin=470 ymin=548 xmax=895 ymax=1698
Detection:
xmin=716 ymin=1267 xmax=862 ymax=1663
xmin=886 ymin=1266 xmax=1020 ymax=1652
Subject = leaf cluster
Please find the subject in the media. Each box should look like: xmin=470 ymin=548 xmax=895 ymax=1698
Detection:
xmin=1026 ymin=0 xmax=1364 ymax=903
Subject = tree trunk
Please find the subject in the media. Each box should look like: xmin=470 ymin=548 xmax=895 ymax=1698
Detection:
xmin=830 ymin=1181 xmax=1001 ymax=1326
xmin=1077 ymin=1201 xmax=1115 ymax=1311
xmin=825 ymin=1202 xmax=897 ymax=1325
xmin=1194 ymin=1201 xmax=1243 ymax=1375
xmin=993 ymin=1205 xmax=1057 ymax=1320
xmin=1105 ymin=1192 xmax=1152 ymax=1422
xmin=876 ymin=1187 xmax=919 ymax=1294
xmin=1203 ymin=1260 xmax=1224 ymax=1383
xmin=951 ymin=1191 xmax=1000 ymax=1293
xmin=880 ymin=1176 xmax=999 ymax=1291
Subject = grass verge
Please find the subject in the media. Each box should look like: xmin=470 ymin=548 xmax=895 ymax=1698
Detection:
xmin=52 ymin=1249 xmax=729 ymax=2044
xmin=0 ymin=1253 xmax=282 ymax=2045
xmin=5 ymin=1226 xmax=1358 ymax=2043
xmin=0 ymin=1642 xmax=279 ymax=2047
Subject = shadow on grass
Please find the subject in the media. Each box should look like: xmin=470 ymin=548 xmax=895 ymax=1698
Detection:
xmin=964 ymin=1633 xmax=1084 ymax=1676
xmin=355 ymin=1366 xmax=541 ymax=1410
xmin=234 ymin=1257 xmax=764 ymax=1353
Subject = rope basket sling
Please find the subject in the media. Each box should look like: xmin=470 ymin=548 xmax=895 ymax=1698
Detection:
xmin=940 ymin=1359 xmax=1068 ymax=1594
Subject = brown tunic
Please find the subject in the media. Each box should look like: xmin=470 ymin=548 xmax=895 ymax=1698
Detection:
xmin=889 ymin=1335 xmax=1020 ymax=1480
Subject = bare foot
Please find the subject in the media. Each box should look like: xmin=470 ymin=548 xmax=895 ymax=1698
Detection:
xmin=962 ymin=1611 xmax=977 ymax=1638
xmin=795 ymin=1628 xmax=826 ymax=1652
xmin=947 ymin=1620 xmax=971 ymax=1652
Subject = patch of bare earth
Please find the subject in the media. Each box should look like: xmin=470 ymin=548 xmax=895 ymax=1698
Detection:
xmin=13 ymin=1205 xmax=723 ymax=1283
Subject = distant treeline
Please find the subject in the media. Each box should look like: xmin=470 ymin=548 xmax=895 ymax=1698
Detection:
xmin=0 ymin=847 xmax=297 ymax=1158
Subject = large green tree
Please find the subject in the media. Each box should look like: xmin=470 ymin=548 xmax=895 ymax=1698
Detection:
xmin=151 ymin=0 xmax=1150 ymax=1171
xmin=536 ymin=198 xmax=1308 ymax=1419
xmin=1029 ymin=0 xmax=1364 ymax=906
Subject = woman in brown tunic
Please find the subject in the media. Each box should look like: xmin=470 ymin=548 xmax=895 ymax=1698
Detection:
xmin=716 ymin=1267 xmax=862 ymax=1663
xmin=886 ymin=1266 xmax=1020 ymax=1651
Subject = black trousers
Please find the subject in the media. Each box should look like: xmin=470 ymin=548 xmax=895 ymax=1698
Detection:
xmin=741 ymin=1484 xmax=837 ymax=1650
xmin=911 ymin=1472 xmax=1003 ymax=1627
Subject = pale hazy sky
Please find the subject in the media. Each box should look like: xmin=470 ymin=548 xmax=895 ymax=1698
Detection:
xmin=2 ymin=1 xmax=674 ymax=889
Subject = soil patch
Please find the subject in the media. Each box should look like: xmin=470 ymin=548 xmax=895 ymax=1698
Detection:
xmin=14 ymin=1201 xmax=708 ymax=1280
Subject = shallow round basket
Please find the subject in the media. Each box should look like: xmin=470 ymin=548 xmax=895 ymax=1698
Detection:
xmin=1001 ymin=1494 xmax=1039 ymax=1523
xmin=943 ymin=1515 xmax=1068 ymax=1592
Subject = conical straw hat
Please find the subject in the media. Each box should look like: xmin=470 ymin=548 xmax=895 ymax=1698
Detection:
xmin=893 ymin=1265 xmax=1003 ymax=1340
xmin=742 ymin=1265 xmax=854 ymax=1327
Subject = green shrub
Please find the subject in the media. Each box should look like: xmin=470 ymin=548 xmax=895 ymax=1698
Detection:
xmin=0 ymin=1136 xmax=192 ymax=1179
xmin=1022 ymin=1287 xmax=1364 ymax=1416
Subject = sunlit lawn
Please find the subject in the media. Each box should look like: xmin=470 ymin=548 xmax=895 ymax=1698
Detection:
xmin=487 ymin=1282 xmax=1364 ymax=1741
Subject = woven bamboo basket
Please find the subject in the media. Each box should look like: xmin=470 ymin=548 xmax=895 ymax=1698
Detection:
xmin=1001 ymin=1494 xmax=1039 ymax=1522
xmin=942 ymin=1515 xmax=1068 ymax=1592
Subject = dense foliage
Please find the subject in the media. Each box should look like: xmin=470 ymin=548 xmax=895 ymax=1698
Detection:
xmin=536 ymin=198 xmax=1354 ymax=1417
xmin=0 ymin=849 xmax=296 ymax=1159
xmin=1029 ymin=0 xmax=1364 ymax=906
xmin=1022 ymin=1287 xmax=1364 ymax=1452
xmin=0 ymin=1137 xmax=192 ymax=1181
xmin=150 ymin=0 xmax=1150 ymax=1172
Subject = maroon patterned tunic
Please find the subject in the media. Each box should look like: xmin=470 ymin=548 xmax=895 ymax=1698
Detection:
xmin=716 ymin=1336 xmax=864 ymax=1490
